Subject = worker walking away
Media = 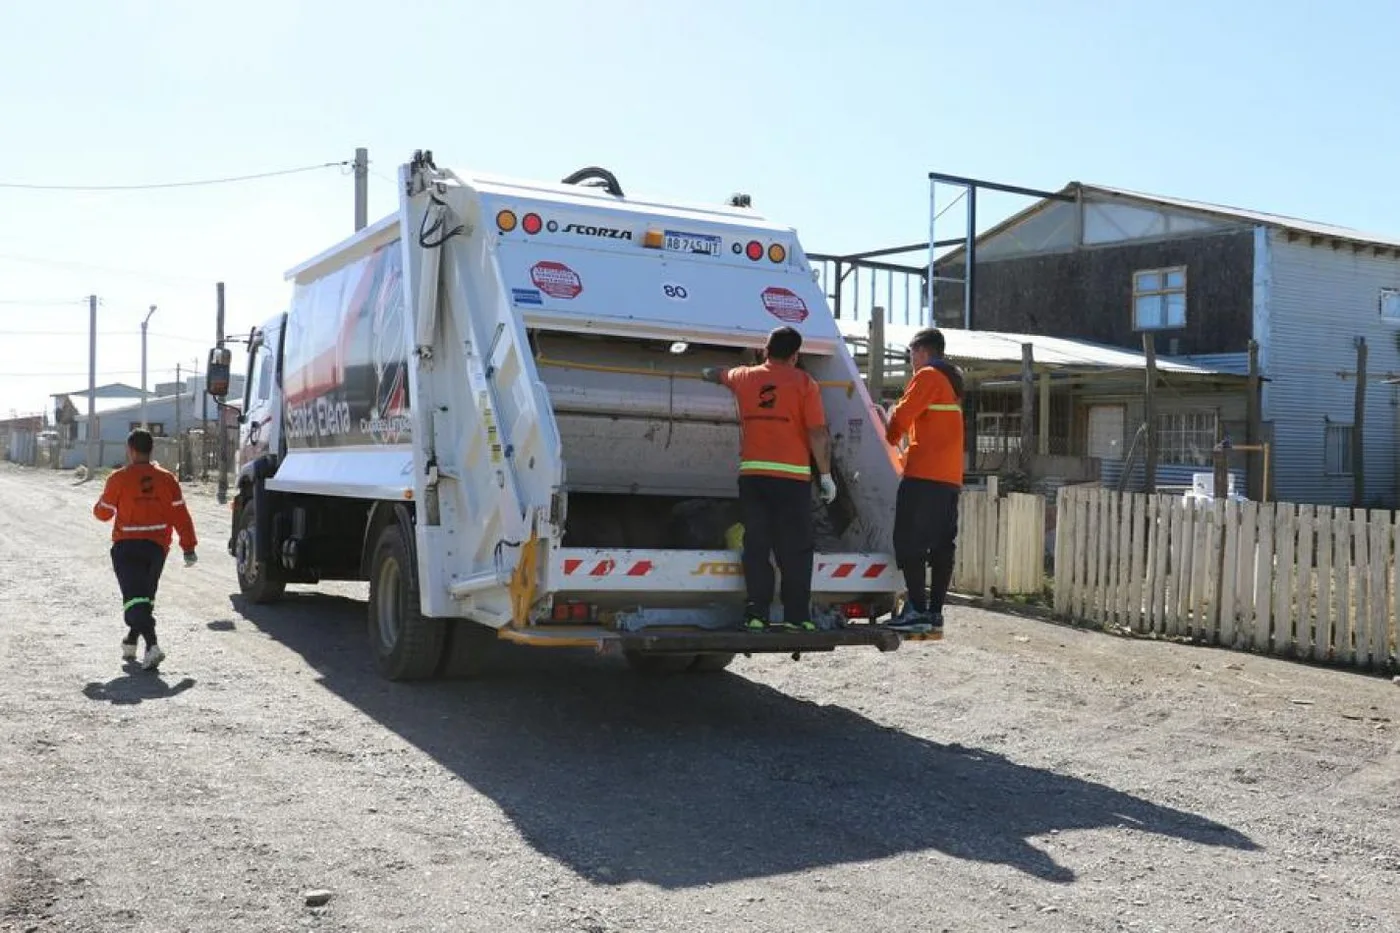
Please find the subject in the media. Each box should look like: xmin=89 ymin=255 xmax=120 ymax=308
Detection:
xmin=93 ymin=429 xmax=198 ymax=670
xmin=883 ymin=328 xmax=965 ymax=635
xmin=703 ymin=326 xmax=837 ymax=632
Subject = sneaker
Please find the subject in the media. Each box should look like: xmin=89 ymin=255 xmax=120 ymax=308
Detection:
xmin=141 ymin=644 xmax=166 ymax=671
xmin=887 ymin=607 xmax=933 ymax=634
xmin=742 ymin=617 xmax=769 ymax=632
xmin=121 ymin=641 xmax=138 ymax=662
xmin=789 ymin=620 xmax=817 ymax=632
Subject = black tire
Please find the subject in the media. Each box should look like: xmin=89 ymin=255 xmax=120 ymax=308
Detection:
xmin=437 ymin=619 xmax=497 ymax=679
xmin=624 ymin=651 xmax=698 ymax=675
xmin=234 ymin=501 xmax=286 ymax=604
xmin=689 ymin=652 xmax=736 ymax=673
xmin=367 ymin=523 xmax=446 ymax=681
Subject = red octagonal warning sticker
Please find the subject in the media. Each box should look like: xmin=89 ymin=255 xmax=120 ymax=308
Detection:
xmin=761 ymin=286 xmax=808 ymax=323
xmin=530 ymin=261 xmax=583 ymax=300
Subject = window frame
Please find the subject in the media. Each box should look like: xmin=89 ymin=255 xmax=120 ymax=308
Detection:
xmin=1324 ymin=422 xmax=1354 ymax=477
xmin=1155 ymin=409 xmax=1218 ymax=467
xmin=1132 ymin=265 xmax=1188 ymax=332
xmin=1379 ymin=287 xmax=1400 ymax=324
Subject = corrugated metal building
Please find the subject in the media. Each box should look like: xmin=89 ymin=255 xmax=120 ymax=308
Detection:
xmin=915 ymin=184 xmax=1400 ymax=509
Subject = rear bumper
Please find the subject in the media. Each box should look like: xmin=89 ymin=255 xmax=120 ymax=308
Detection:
xmin=496 ymin=624 xmax=910 ymax=654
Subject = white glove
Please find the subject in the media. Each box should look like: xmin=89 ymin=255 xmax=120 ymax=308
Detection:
xmin=818 ymin=474 xmax=838 ymax=505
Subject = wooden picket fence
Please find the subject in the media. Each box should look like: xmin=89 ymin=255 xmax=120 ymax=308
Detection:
xmin=1054 ymin=485 xmax=1399 ymax=669
xmin=952 ymin=490 xmax=1047 ymax=597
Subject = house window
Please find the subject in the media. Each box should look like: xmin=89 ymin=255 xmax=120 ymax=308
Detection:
xmin=976 ymin=412 xmax=1022 ymax=454
xmin=1133 ymin=266 xmax=1187 ymax=331
xmin=128 ymin=421 xmax=167 ymax=436
xmin=1324 ymin=423 xmax=1354 ymax=475
xmin=1380 ymin=287 xmax=1400 ymax=323
xmin=1156 ymin=410 xmax=1217 ymax=466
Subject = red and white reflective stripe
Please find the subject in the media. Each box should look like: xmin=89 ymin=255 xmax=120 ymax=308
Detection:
xmin=97 ymin=501 xmax=116 ymax=513
xmin=817 ymin=562 xmax=889 ymax=578
xmin=562 ymin=558 xmax=655 ymax=577
xmin=120 ymin=523 xmax=169 ymax=533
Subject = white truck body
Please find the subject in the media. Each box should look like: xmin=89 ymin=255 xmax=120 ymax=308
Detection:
xmin=222 ymin=153 xmax=919 ymax=678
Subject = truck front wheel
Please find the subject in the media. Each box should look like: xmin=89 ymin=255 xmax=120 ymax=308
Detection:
xmin=234 ymin=502 xmax=286 ymax=604
xmin=367 ymin=523 xmax=446 ymax=681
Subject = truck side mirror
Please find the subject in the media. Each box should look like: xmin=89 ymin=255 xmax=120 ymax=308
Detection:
xmin=207 ymin=347 xmax=233 ymax=399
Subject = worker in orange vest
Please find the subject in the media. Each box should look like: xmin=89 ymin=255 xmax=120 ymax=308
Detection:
xmin=883 ymin=328 xmax=965 ymax=635
xmin=703 ymin=326 xmax=836 ymax=632
xmin=93 ymin=429 xmax=198 ymax=670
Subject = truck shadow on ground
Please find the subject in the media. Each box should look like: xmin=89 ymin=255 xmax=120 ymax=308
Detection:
xmin=230 ymin=592 xmax=1258 ymax=889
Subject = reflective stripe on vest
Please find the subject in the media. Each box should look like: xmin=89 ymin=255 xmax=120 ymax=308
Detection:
xmin=120 ymin=523 xmax=169 ymax=533
xmin=926 ymin=403 xmax=962 ymax=413
xmin=739 ymin=460 xmax=812 ymax=477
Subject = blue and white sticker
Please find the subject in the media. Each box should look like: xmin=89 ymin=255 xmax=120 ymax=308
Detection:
xmin=511 ymin=287 xmax=543 ymax=306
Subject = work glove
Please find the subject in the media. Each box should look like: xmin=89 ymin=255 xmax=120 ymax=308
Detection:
xmin=818 ymin=474 xmax=838 ymax=505
xmin=183 ymin=549 xmax=198 ymax=567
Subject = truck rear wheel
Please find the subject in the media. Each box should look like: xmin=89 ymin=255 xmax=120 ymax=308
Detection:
xmin=689 ymin=652 xmax=736 ymax=673
xmin=437 ymin=619 xmax=497 ymax=679
xmin=367 ymin=523 xmax=446 ymax=681
xmin=624 ymin=651 xmax=698 ymax=674
xmin=234 ymin=502 xmax=285 ymax=604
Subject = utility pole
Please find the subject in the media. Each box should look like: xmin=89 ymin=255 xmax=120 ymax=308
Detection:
xmin=196 ymin=355 xmax=208 ymax=480
xmin=140 ymin=304 xmax=156 ymax=428
xmin=1142 ymin=333 xmax=1158 ymax=495
xmin=86 ymin=294 xmax=97 ymax=472
xmin=175 ymin=362 xmax=182 ymax=438
xmin=1353 ymin=336 xmax=1367 ymax=508
xmin=353 ymin=147 xmax=369 ymax=232
xmin=215 ymin=282 xmax=229 ymax=502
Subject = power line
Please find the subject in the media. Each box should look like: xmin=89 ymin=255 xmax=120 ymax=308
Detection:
xmin=0 ymin=329 xmax=209 ymax=342
xmin=0 ymin=161 xmax=349 ymax=192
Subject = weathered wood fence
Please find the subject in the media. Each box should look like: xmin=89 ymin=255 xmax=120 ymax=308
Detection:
xmin=1053 ymin=485 xmax=1398 ymax=669
xmin=953 ymin=490 xmax=1047 ymax=597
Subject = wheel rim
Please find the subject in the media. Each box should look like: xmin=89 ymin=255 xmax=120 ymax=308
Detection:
xmin=235 ymin=526 xmax=258 ymax=584
xmin=376 ymin=555 xmax=402 ymax=651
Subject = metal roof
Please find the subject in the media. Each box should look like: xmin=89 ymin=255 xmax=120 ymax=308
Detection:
xmin=940 ymin=182 xmax=1400 ymax=265
xmin=838 ymin=321 xmax=1244 ymax=378
xmin=1080 ymin=183 xmax=1400 ymax=252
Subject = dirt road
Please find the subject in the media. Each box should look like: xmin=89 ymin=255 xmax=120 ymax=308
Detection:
xmin=2 ymin=462 xmax=1399 ymax=932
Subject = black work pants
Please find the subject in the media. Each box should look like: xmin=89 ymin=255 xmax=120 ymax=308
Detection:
xmin=893 ymin=478 xmax=960 ymax=615
xmin=737 ymin=475 xmax=814 ymax=625
xmin=111 ymin=539 xmax=167 ymax=646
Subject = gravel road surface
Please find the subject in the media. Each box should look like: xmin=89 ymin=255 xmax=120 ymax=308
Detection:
xmin=2 ymin=462 xmax=1399 ymax=932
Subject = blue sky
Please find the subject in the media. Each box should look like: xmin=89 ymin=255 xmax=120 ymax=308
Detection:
xmin=2 ymin=0 xmax=1397 ymax=415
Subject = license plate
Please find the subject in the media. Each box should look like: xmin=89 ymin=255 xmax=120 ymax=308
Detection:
xmin=663 ymin=230 xmax=722 ymax=256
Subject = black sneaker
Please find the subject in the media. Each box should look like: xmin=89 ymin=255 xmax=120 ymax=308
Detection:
xmin=886 ymin=608 xmax=933 ymax=634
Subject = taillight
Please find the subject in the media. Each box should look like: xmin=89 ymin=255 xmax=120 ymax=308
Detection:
xmin=841 ymin=602 xmax=868 ymax=620
xmin=745 ymin=240 xmax=763 ymax=261
xmin=495 ymin=209 xmax=518 ymax=233
xmin=768 ymin=243 xmax=787 ymax=263
xmin=550 ymin=602 xmax=594 ymax=623
xmin=522 ymin=213 xmax=543 ymax=235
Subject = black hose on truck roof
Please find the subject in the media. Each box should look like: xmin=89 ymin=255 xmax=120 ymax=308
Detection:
xmin=560 ymin=166 xmax=625 ymax=198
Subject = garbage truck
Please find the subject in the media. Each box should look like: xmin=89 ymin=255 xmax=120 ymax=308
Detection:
xmin=205 ymin=149 xmax=929 ymax=681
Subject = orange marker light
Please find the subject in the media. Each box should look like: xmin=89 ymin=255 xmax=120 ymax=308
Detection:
xmin=768 ymin=243 xmax=787 ymax=263
xmin=496 ymin=210 xmax=517 ymax=233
